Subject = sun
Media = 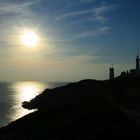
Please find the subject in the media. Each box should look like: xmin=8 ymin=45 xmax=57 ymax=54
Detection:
xmin=22 ymin=31 xmax=38 ymax=47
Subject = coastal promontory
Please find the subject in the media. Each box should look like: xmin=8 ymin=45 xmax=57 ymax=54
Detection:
xmin=0 ymin=77 xmax=140 ymax=139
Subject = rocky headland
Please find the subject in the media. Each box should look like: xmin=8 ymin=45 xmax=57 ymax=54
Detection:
xmin=0 ymin=76 xmax=140 ymax=139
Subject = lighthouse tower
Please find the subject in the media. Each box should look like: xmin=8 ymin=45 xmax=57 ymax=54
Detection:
xmin=136 ymin=55 xmax=140 ymax=75
xmin=136 ymin=55 xmax=140 ymax=70
xmin=109 ymin=64 xmax=114 ymax=80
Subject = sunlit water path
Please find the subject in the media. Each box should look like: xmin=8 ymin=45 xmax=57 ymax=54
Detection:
xmin=0 ymin=81 xmax=66 ymax=127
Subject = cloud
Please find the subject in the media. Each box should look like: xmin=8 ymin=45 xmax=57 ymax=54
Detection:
xmin=0 ymin=1 xmax=36 ymax=15
xmin=0 ymin=0 xmax=42 ymax=46
xmin=54 ymin=2 xmax=119 ymax=42
xmin=98 ymin=26 xmax=110 ymax=32
xmin=73 ymin=26 xmax=110 ymax=39
xmin=0 ymin=1 xmax=38 ymax=27
xmin=55 ymin=3 xmax=118 ymax=23
xmin=56 ymin=9 xmax=95 ymax=21
xmin=94 ymin=3 xmax=119 ymax=23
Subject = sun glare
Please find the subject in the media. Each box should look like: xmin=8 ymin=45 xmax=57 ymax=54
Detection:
xmin=10 ymin=82 xmax=46 ymax=120
xmin=22 ymin=31 xmax=38 ymax=47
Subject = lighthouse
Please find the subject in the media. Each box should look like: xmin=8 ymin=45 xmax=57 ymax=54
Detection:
xmin=109 ymin=64 xmax=114 ymax=80
xmin=136 ymin=55 xmax=140 ymax=70
xmin=136 ymin=55 xmax=140 ymax=75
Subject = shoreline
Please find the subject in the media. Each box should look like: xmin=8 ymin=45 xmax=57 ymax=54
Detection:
xmin=1 ymin=77 xmax=140 ymax=139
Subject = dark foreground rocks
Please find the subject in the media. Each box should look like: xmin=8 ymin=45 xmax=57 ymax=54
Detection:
xmin=0 ymin=77 xmax=140 ymax=139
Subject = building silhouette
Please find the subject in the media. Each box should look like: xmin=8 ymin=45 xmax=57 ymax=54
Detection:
xmin=109 ymin=64 xmax=114 ymax=80
xmin=121 ymin=55 xmax=140 ymax=77
xmin=109 ymin=55 xmax=140 ymax=80
xmin=136 ymin=55 xmax=140 ymax=75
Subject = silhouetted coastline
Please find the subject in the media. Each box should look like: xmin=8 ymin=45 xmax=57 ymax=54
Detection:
xmin=0 ymin=76 xmax=140 ymax=139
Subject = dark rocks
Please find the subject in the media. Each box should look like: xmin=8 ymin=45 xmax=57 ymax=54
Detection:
xmin=1 ymin=78 xmax=140 ymax=139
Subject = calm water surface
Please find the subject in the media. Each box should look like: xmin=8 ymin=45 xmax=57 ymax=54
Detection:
xmin=0 ymin=81 xmax=65 ymax=127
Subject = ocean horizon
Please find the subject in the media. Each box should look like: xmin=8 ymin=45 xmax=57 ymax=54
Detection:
xmin=0 ymin=81 xmax=67 ymax=128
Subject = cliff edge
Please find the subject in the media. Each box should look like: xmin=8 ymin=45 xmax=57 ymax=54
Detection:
xmin=0 ymin=77 xmax=140 ymax=139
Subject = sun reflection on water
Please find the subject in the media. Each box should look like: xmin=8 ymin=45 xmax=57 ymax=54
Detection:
xmin=10 ymin=81 xmax=47 ymax=121
xmin=15 ymin=82 xmax=46 ymax=101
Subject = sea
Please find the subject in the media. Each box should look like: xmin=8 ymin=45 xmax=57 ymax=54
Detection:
xmin=0 ymin=81 xmax=66 ymax=128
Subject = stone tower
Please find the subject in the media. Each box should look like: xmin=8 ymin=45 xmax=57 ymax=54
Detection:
xmin=136 ymin=55 xmax=140 ymax=70
xmin=136 ymin=55 xmax=140 ymax=75
xmin=109 ymin=64 xmax=114 ymax=80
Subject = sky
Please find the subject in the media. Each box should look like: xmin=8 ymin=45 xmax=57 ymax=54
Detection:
xmin=0 ymin=0 xmax=140 ymax=82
